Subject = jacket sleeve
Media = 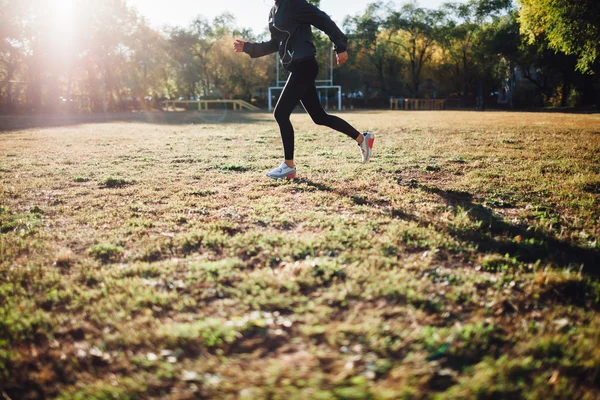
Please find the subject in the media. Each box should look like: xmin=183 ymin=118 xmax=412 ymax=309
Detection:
xmin=291 ymin=0 xmax=348 ymax=53
xmin=243 ymin=36 xmax=278 ymax=58
xmin=243 ymin=8 xmax=279 ymax=58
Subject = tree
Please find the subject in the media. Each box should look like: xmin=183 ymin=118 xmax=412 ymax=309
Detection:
xmin=437 ymin=0 xmax=511 ymax=98
xmin=486 ymin=10 xmax=584 ymax=108
xmin=77 ymin=0 xmax=133 ymax=111
xmin=519 ymin=0 xmax=600 ymax=74
xmin=124 ymin=12 xmax=169 ymax=109
xmin=437 ymin=2 xmax=480 ymax=98
xmin=208 ymin=36 xmax=271 ymax=101
xmin=343 ymin=3 xmax=405 ymax=100
xmin=0 ymin=0 xmax=27 ymax=111
xmin=387 ymin=2 xmax=445 ymax=97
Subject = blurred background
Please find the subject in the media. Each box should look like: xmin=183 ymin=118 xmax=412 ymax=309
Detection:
xmin=0 ymin=0 xmax=599 ymax=113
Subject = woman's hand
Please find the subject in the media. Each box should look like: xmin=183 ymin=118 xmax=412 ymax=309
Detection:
xmin=233 ymin=39 xmax=245 ymax=53
xmin=336 ymin=51 xmax=348 ymax=65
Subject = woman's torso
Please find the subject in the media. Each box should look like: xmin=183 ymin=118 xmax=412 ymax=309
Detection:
xmin=268 ymin=0 xmax=317 ymax=69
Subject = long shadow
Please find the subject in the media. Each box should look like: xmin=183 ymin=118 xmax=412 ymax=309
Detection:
xmin=294 ymin=177 xmax=599 ymax=277
xmin=0 ymin=111 xmax=269 ymax=132
xmin=296 ymin=177 xmax=400 ymax=211
xmin=290 ymin=177 xmax=599 ymax=381
xmin=419 ymin=184 xmax=600 ymax=277
xmin=295 ymin=177 xmax=334 ymax=193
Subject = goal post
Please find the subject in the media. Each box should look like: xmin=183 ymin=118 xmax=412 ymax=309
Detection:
xmin=268 ymin=47 xmax=342 ymax=111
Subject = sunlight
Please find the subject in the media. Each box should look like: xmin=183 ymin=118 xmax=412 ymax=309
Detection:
xmin=52 ymin=0 xmax=75 ymax=22
xmin=48 ymin=1 xmax=77 ymax=38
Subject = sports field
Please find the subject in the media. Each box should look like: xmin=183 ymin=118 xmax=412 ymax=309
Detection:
xmin=1 ymin=110 xmax=599 ymax=399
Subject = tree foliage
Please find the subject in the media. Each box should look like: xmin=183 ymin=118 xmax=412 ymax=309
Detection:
xmin=519 ymin=0 xmax=600 ymax=73
xmin=343 ymin=3 xmax=404 ymax=100
xmin=0 ymin=0 xmax=598 ymax=112
xmin=387 ymin=2 xmax=445 ymax=97
xmin=0 ymin=0 xmax=272 ymax=112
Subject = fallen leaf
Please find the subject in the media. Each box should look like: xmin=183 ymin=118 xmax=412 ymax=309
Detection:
xmin=548 ymin=370 xmax=559 ymax=385
xmin=160 ymin=349 xmax=174 ymax=357
xmin=553 ymin=318 xmax=569 ymax=330
xmin=182 ymin=370 xmax=199 ymax=382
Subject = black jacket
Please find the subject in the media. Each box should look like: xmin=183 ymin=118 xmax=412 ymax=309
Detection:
xmin=243 ymin=0 xmax=347 ymax=70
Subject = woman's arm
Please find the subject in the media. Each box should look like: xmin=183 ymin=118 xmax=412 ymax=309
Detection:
xmin=234 ymin=7 xmax=278 ymax=58
xmin=292 ymin=0 xmax=348 ymax=54
xmin=241 ymin=36 xmax=279 ymax=58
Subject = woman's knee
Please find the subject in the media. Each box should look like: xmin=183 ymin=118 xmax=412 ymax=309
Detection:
xmin=273 ymin=106 xmax=289 ymax=124
xmin=311 ymin=112 xmax=330 ymax=126
xmin=273 ymin=108 xmax=282 ymax=122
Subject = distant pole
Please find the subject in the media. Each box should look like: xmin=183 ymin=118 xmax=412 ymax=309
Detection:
xmin=330 ymin=46 xmax=333 ymax=84
xmin=276 ymin=54 xmax=280 ymax=86
xmin=268 ymin=88 xmax=272 ymax=111
xmin=330 ymin=47 xmax=334 ymax=110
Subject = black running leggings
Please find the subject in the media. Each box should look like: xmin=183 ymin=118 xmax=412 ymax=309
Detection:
xmin=273 ymin=57 xmax=361 ymax=160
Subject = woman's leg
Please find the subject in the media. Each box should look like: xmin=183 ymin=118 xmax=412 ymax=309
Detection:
xmin=273 ymin=69 xmax=313 ymax=165
xmin=300 ymin=82 xmax=362 ymax=142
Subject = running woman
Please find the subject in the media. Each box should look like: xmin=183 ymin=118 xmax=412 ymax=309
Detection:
xmin=233 ymin=0 xmax=374 ymax=179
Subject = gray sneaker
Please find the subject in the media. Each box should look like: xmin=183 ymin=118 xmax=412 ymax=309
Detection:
xmin=266 ymin=162 xmax=297 ymax=180
xmin=358 ymin=132 xmax=374 ymax=163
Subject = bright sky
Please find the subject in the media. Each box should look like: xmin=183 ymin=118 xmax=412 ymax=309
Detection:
xmin=126 ymin=0 xmax=459 ymax=35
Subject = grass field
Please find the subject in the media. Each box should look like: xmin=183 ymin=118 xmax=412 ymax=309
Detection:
xmin=1 ymin=110 xmax=599 ymax=399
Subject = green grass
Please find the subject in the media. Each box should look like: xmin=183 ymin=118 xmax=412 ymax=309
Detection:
xmin=0 ymin=110 xmax=599 ymax=399
xmin=99 ymin=176 xmax=133 ymax=188
xmin=87 ymin=243 xmax=124 ymax=264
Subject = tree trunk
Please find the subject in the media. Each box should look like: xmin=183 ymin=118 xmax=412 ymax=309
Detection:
xmin=7 ymin=81 xmax=13 ymax=112
xmin=376 ymin=61 xmax=387 ymax=99
xmin=455 ymin=63 xmax=461 ymax=95
xmin=66 ymin=69 xmax=73 ymax=113
xmin=29 ymin=40 xmax=43 ymax=112
xmin=463 ymin=50 xmax=468 ymax=98
xmin=28 ymin=60 xmax=42 ymax=113
xmin=413 ymin=73 xmax=419 ymax=98
xmin=560 ymin=70 xmax=569 ymax=108
xmin=101 ymin=58 xmax=107 ymax=112
xmin=5 ymin=62 xmax=15 ymax=112
xmin=87 ymin=66 xmax=96 ymax=111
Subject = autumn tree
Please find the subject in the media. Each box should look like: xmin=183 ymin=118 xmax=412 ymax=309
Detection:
xmin=343 ymin=3 xmax=405 ymax=101
xmin=387 ymin=2 xmax=445 ymax=97
xmin=519 ymin=0 xmax=600 ymax=74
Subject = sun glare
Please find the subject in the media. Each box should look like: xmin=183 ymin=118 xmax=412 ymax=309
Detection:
xmin=44 ymin=0 xmax=78 ymax=58
xmin=50 ymin=0 xmax=75 ymax=23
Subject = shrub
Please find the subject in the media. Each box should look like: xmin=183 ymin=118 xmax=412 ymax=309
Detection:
xmin=87 ymin=243 xmax=123 ymax=263
xmin=99 ymin=177 xmax=132 ymax=188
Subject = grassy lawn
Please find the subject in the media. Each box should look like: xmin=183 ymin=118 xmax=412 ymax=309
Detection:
xmin=1 ymin=110 xmax=599 ymax=399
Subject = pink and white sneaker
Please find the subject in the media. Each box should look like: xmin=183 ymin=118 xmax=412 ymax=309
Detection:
xmin=358 ymin=132 xmax=374 ymax=163
xmin=266 ymin=162 xmax=297 ymax=180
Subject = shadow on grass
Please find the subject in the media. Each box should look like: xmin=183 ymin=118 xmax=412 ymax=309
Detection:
xmin=297 ymin=177 xmax=395 ymax=209
xmin=419 ymin=184 xmax=600 ymax=277
xmin=296 ymin=178 xmax=334 ymax=193
xmin=296 ymin=177 xmax=599 ymax=277
xmin=0 ymin=111 xmax=269 ymax=132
